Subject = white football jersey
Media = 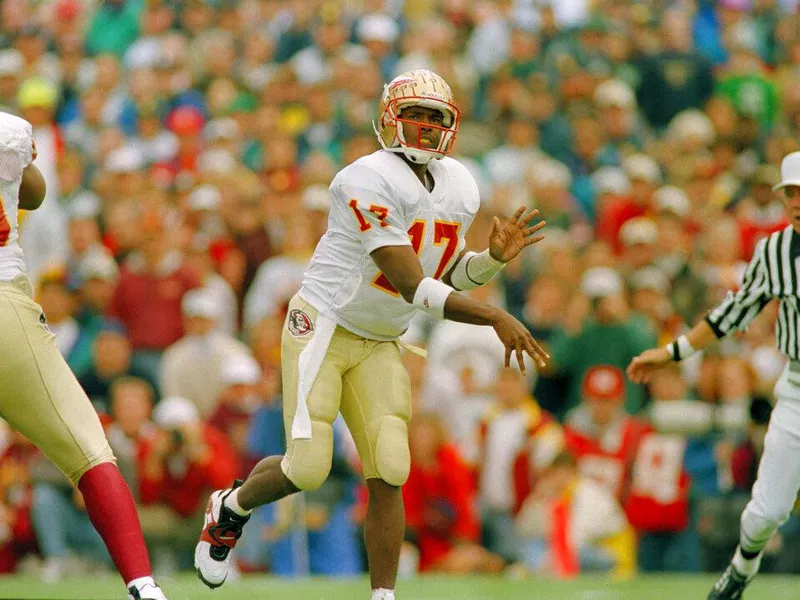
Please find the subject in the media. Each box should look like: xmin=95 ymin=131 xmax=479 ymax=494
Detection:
xmin=0 ymin=112 xmax=33 ymax=282
xmin=300 ymin=150 xmax=480 ymax=340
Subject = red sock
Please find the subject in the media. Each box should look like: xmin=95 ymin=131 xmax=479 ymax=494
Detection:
xmin=78 ymin=462 xmax=151 ymax=583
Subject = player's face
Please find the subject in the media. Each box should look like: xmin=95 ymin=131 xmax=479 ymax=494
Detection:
xmin=783 ymin=186 xmax=800 ymax=230
xmin=398 ymin=106 xmax=445 ymax=150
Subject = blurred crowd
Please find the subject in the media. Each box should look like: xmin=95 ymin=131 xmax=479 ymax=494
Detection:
xmin=2 ymin=0 xmax=800 ymax=582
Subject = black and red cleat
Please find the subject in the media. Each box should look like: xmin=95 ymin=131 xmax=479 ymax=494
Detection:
xmin=194 ymin=480 xmax=250 ymax=589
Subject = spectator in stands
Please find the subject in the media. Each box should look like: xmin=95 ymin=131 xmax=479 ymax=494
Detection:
xmin=105 ymin=377 xmax=158 ymax=495
xmin=421 ymin=283 xmax=506 ymax=464
xmin=107 ymin=208 xmax=201 ymax=382
xmin=628 ymin=365 xmax=698 ymax=572
xmin=160 ymin=289 xmax=253 ymax=417
xmin=79 ymin=320 xmax=156 ymax=415
xmin=209 ymin=355 xmax=263 ymax=470
xmin=37 ymin=266 xmax=95 ymax=380
xmin=183 ymin=233 xmax=238 ymax=337
xmin=17 ymin=76 xmax=69 ymax=285
xmin=547 ymin=267 xmax=657 ymax=415
xmin=477 ymin=366 xmax=563 ymax=564
xmin=0 ymin=49 xmax=23 ymax=113
xmin=243 ymin=212 xmax=316 ymax=331
xmin=75 ymin=251 xmax=120 ymax=325
xmin=564 ymin=366 xmax=651 ymax=501
xmin=137 ymin=396 xmax=238 ymax=570
xmin=64 ymin=192 xmax=105 ymax=277
xmin=30 ymin=457 xmax=111 ymax=582
xmin=403 ymin=413 xmax=503 ymax=575
xmin=516 ymin=451 xmax=636 ymax=578
xmin=0 ymin=431 xmax=38 ymax=574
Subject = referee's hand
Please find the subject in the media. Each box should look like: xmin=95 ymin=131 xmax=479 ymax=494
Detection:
xmin=627 ymin=347 xmax=672 ymax=384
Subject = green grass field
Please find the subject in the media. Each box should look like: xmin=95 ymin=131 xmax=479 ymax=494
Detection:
xmin=0 ymin=574 xmax=798 ymax=600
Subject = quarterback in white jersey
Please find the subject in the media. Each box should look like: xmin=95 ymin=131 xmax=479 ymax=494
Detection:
xmin=0 ymin=112 xmax=167 ymax=599
xmin=300 ymin=148 xmax=480 ymax=340
xmin=196 ymin=69 xmax=548 ymax=600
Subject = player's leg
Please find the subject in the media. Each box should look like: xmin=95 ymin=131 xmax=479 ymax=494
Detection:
xmin=195 ymin=296 xmax=349 ymax=587
xmin=340 ymin=340 xmax=411 ymax=600
xmin=0 ymin=280 xmax=166 ymax=600
xmin=708 ymin=390 xmax=800 ymax=599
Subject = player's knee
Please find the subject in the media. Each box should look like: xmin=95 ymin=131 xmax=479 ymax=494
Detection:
xmin=67 ymin=443 xmax=116 ymax=485
xmin=284 ymin=420 xmax=333 ymax=492
xmin=374 ymin=415 xmax=410 ymax=487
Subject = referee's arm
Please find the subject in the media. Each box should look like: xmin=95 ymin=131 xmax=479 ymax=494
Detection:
xmin=628 ymin=238 xmax=771 ymax=383
xmin=704 ymin=237 xmax=772 ymax=340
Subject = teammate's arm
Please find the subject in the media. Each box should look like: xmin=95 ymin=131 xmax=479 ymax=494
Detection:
xmin=371 ymin=244 xmax=549 ymax=372
xmin=19 ymin=163 xmax=46 ymax=210
xmin=627 ymin=238 xmax=771 ymax=384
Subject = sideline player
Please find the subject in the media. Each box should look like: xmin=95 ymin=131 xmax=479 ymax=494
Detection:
xmin=628 ymin=151 xmax=800 ymax=599
xmin=0 ymin=113 xmax=167 ymax=600
xmin=195 ymin=69 xmax=549 ymax=599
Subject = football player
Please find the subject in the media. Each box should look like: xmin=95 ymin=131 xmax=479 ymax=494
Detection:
xmin=195 ymin=69 xmax=548 ymax=599
xmin=0 ymin=114 xmax=167 ymax=599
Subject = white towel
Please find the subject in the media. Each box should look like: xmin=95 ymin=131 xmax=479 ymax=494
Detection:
xmin=292 ymin=312 xmax=337 ymax=440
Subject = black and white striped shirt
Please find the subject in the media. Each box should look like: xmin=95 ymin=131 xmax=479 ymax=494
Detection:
xmin=706 ymin=225 xmax=800 ymax=359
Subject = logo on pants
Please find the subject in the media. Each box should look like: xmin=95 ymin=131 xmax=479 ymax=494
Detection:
xmin=288 ymin=309 xmax=314 ymax=336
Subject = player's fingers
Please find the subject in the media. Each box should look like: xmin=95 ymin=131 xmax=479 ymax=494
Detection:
xmin=505 ymin=346 xmax=512 ymax=369
xmin=492 ymin=216 xmax=501 ymax=235
xmin=528 ymin=335 xmax=550 ymax=359
xmin=523 ymin=336 xmax=547 ymax=368
xmin=516 ymin=346 xmax=526 ymax=374
xmin=524 ymin=234 xmax=546 ymax=247
xmin=523 ymin=221 xmax=546 ymax=236
xmin=511 ymin=205 xmax=526 ymax=223
xmin=523 ymin=208 xmax=540 ymax=224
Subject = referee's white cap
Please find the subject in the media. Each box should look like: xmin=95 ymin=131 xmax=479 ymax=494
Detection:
xmin=774 ymin=152 xmax=800 ymax=191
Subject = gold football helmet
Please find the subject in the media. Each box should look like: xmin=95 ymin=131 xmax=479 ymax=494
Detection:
xmin=373 ymin=69 xmax=460 ymax=164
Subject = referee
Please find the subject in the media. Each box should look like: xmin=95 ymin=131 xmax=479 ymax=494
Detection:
xmin=628 ymin=151 xmax=800 ymax=600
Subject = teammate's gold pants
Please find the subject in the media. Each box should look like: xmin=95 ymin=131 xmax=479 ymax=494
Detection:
xmin=0 ymin=277 xmax=113 ymax=484
xmin=280 ymin=295 xmax=412 ymax=490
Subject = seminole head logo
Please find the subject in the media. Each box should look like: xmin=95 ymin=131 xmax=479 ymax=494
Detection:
xmin=288 ymin=309 xmax=314 ymax=336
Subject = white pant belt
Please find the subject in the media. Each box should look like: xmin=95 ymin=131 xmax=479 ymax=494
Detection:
xmin=292 ymin=313 xmax=337 ymax=440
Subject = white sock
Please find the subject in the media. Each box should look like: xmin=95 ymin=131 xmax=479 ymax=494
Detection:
xmin=732 ymin=545 xmax=763 ymax=579
xmin=224 ymin=488 xmax=251 ymax=517
xmin=371 ymin=588 xmax=395 ymax=600
xmin=126 ymin=576 xmax=156 ymax=590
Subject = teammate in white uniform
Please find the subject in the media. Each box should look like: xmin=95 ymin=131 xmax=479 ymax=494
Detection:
xmin=0 ymin=113 xmax=167 ymax=599
xmin=629 ymin=151 xmax=800 ymax=599
xmin=195 ymin=69 xmax=549 ymax=599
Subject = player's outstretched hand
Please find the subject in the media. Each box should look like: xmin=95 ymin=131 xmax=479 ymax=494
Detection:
xmin=488 ymin=206 xmax=546 ymax=264
xmin=626 ymin=347 xmax=672 ymax=384
xmin=492 ymin=311 xmax=549 ymax=374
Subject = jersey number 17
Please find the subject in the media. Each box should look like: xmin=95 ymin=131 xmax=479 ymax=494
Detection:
xmin=349 ymin=200 xmax=460 ymax=296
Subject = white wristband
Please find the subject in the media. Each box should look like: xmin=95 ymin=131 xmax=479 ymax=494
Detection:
xmin=450 ymin=249 xmax=506 ymax=291
xmin=412 ymin=277 xmax=453 ymax=319
xmin=665 ymin=335 xmax=697 ymax=362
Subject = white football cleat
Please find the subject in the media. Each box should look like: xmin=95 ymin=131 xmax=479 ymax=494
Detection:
xmin=127 ymin=581 xmax=168 ymax=600
xmin=194 ymin=480 xmax=250 ymax=589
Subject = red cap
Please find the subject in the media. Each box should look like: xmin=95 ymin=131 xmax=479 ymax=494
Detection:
xmin=55 ymin=0 xmax=81 ymax=22
xmin=166 ymin=106 xmax=205 ymax=136
xmin=582 ymin=365 xmax=625 ymax=402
